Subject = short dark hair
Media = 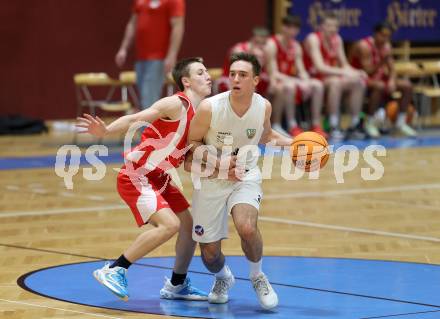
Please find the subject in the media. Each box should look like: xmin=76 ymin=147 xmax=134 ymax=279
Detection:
xmin=374 ymin=22 xmax=394 ymax=34
xmin=229 ymin=52 xmax=261 ymax=76
xmin=322 ymin=12 xmax=338 ymax=24
xmin=172 ymin=57 xmax=204 ymax=91
xmin=282 ymin=15 xmax=301 ymax=28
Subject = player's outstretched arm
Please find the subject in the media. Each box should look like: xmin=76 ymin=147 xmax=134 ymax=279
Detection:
xmin=76 ymin=96 xmax=177 ymax=138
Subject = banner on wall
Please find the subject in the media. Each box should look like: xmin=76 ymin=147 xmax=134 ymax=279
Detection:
xmin=290 ymin=0 xmax=440 ymax=41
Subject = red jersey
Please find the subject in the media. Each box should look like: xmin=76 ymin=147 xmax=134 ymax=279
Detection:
xmin=351 ymin=36 xmax=391 ymax=81
xmin=124 ymin=92 xmax=194 ymax=174
xmin=133 ymin=0 xmax=185 ymax=60
xmin=272 ymin=35 xmax=298 ymax=76
xmin=304 ymin=31 xmax=340 ymax=79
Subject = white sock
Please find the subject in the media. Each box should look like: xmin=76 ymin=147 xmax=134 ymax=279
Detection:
xmin=289 ymin=119 xmax=298 ymax=129
xmin=215 ymin=265 xmax=230 ymax=279
xmin=249 ymin=259 xmax=263 ymax=279
xmin=329 ymin=114 xmax=339 ymax=128
xmin=351 ymin=115 xmax=360 ymax=127
xmin=397 ymin=112 xmax=406 ymax=126
xmin=272 ymin=123 xmax=289 ymax=135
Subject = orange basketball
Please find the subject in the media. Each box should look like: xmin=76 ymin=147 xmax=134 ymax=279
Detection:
xmin=290 ymin=131 xmax=329 ymax=172
xmin=386 ymin=101 xmax=417 ymax=124
xmin=386 ymin=100 xmax=399 ymax=123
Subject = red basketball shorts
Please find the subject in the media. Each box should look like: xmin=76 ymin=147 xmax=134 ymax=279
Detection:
xmin=117 ymin=165 xmax=189 ymax=227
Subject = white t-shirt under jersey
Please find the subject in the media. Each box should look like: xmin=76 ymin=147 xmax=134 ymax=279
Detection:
xmin=203 ymin=91 xmax=266 ymax=182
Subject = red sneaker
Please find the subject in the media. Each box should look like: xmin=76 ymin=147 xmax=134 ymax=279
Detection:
xmin=311 ymin=125 xmax=328 ymax=139
xmin=289 ymin=126 xmax=304 ymax=137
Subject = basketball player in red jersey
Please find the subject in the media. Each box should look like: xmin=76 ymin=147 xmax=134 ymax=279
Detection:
xmin=350 ymin=22 xmax=416 ymax=137
xmin=266 ymin=15 xmax=326 ymax=138
xmin=217 ymin=26 xmax=270 ymax=96
xmin=76 ymin=57 xmax=212 ymax=301
xmin=304 ymin=13 xmax=367 ymax=140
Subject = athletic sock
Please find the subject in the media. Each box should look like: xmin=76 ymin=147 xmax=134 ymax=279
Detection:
xmin=397 ymin=112 xmax=406 ymax=127
xmin=289 ymin=119 xmax=298 ymax=129
xmin=329 ymin=114 xmax=339 ymax=128
xmin=351 ymin=115 xmax=360 ymax=127
xmin=249 ymin=259 xmax=263 ymax=279
xmin=215 ymin=265 xmax=230 ymax=279
xmin=171 ymin=272 xmax=187 ymax=286
xmin=110 ymin=254 xmax=132 ymax=269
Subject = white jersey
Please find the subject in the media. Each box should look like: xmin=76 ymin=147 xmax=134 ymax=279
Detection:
xmin=204 ymin=91 xmax=266 ymax=182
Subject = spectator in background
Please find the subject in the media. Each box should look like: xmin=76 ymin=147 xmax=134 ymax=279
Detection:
xmin=217 ymin=27 xmax=270 ymax=97
xmin=350 ymin=22 xmax=416 ymax=137
xmin=266 ymin=15 xmax=326 ymax=138
xmin=115 ymin=0 xmax=185 ymax=109
xmin=304 ymin=13 xmax=367 ymax=140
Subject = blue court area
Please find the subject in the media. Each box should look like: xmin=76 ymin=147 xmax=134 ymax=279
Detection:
xmin=2 ymin=135 xmax=440 ymax=171
xmin=19 ymin=256 xmax=440 ymax=319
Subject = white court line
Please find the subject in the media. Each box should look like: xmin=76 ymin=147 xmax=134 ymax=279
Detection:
xmin=0 ymin=298 xmax=122 ymax=319
xmin=32 ymin=189 xmax=48 ymax=194
xmin=1 ymin=182 xmax=440 ymax=243
xmin=87 ymin=195 xmax=106 ymax=201
xmin=2 ymin=183 xmax=440 ymax=218
xmin=1 ymin=203 xmax=439 ymax=243
xmin=264 ymin=183 xmax=440 ymax=199
xmin=5 ymin=185 xmax=19 ymax=191
xmin=28 ymin=183 xmax=44 ymax=188
xmin=347 ymin=196 xmax=440 ymax=212
xmin=0 ymin=205 xmax=126 ymax=218
xmin=60 ymin=191 xmax=75 ymax=198
xmin=258 ymin=216 xmax=440 ymax=243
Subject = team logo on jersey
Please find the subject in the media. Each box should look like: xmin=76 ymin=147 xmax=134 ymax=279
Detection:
xmin=246 ymin=129 xmax=256 ymax=139
xmin=256 ymin=194 xmax=261 ymax=204
xmin=194 ymin=225 xmax=204 ymax=236
xmin=216 ymin=131 xmax=232 ymax=144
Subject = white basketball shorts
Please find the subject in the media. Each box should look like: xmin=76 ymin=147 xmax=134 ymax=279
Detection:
xmin=191 ymin=178 xmax=262 ymax=243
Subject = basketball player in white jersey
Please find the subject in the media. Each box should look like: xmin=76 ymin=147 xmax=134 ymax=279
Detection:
xmin=186 ymin=52 xmax=292 ymax=309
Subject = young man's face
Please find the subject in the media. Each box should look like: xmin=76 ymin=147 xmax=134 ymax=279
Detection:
xmin=281 ymin=24 xmax=300 ymax=39
xmin=185 ymin=62 xmax=212 ymax=97
xmin=250 ymin=35 xmax=268 ymax=66
xmin=251 ymin=35 xmax=268 ymax=50
xmin=229 ymin=60 xmax=259 ymax=97
xmin=374 ymin=28 xmax=391 ymax=46
xmin=321 ymin=18 xmax=339 ymax=38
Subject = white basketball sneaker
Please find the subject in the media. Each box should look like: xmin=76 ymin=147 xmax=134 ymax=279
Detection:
xmin=208 ymin=265 xmax=235 ymax=304
xmin=93 ymin=262 xmax=129 ymax=301
xmin=251 ymin=273 xmax=278 ymax=310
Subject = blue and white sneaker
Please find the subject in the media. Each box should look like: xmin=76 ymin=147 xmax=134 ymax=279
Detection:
xmin=93 ymin=262 xmax=129 ymax=301
xmin=160 ymin=277 xmax=208 ymax=301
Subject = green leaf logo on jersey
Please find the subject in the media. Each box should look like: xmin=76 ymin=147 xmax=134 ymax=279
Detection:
xmin=246 ymin=129 xmax=256 ymax=139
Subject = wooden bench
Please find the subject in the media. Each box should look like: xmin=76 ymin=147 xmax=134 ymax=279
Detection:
xmin=392 ymin=42 xmax=440 ymax=126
